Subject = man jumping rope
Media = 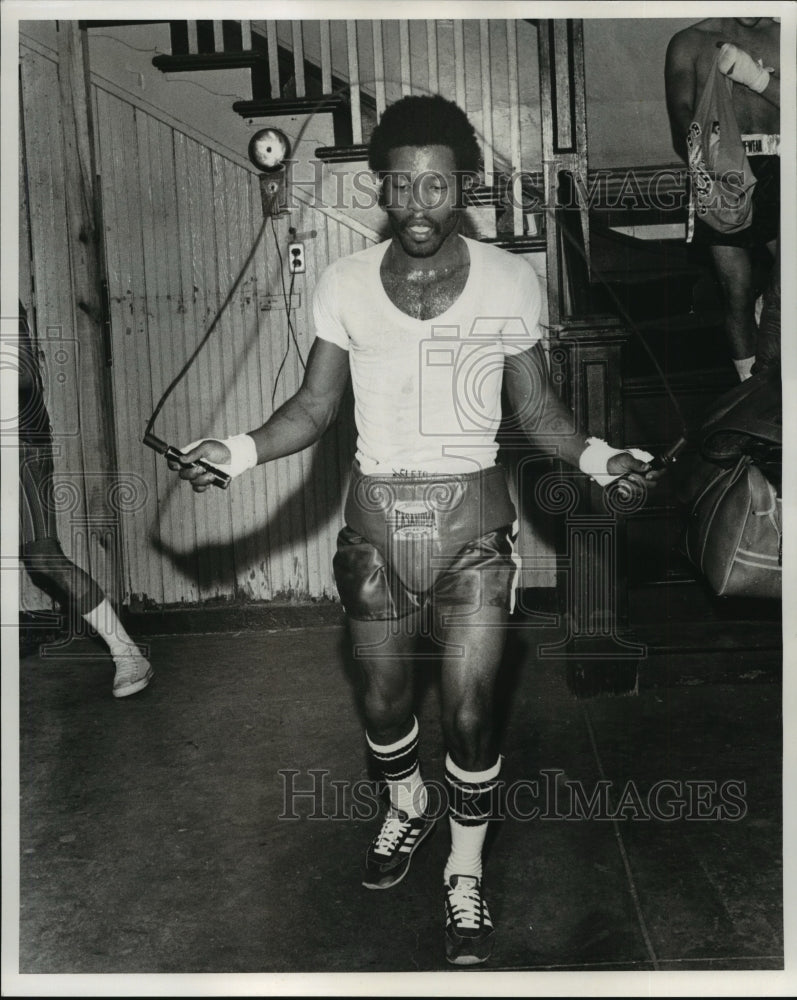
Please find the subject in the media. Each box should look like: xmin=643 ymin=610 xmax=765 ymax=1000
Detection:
xmin=170 ymin=95 xmax=657 ymax=965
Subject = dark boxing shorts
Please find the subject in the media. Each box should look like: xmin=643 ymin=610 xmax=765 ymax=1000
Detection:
xmin=692 ymin=155 xmax=780 ymax=249
xmin=333 ymin=463 xmax=518 ymax=621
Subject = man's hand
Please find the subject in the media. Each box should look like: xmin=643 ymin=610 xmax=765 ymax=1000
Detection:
xmin=606 ymin=451 xmax=658 ymax=483
xmin=717 ymin=42 xmax=773 ymax=93
xmin=605 ymin=451 xmax=666 ymax=504
xmin=168 ymin=438 xmax=233 ymax=493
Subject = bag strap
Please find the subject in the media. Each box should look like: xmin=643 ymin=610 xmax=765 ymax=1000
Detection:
xmin=702 ymin=417 xmax=782 ymax=451
xmin=691 ymin=453 xmax=747 ymax=509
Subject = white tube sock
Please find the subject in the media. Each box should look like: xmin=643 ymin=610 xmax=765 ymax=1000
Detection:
xmin=82 ymin=598 xmax=138 ymax=658
xmin=444 ymin=756 xmax=502 ymax=883
xmin=367 ymin=719 xmax=428 ymax=819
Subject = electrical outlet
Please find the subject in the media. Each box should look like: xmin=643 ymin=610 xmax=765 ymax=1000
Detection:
xmin=288 ymin=242 xmax=306 ymax=274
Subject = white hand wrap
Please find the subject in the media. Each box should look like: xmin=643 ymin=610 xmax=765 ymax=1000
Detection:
xmin=717 ymin=43 xmax=773 ymax=94
xmin=578 ymin=437 xmax=654 ymax=486
xmin=216 ymin=433 xmax=259 ymax=479
xmin=181 ymin=433 xmax=258 ymax=480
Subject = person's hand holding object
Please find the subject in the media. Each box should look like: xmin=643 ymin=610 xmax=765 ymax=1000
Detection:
xmin=717 ymin=42 xmax=773 ymax=93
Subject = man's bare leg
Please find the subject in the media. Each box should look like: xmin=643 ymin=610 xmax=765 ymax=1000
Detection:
xmin=710 ymin=244 xmax=758 ymax=378
xmin=350 ymin=615 xmax=418 ymax=745
xmin=435 ymin=602 xmax=508 ymax=964
xmin=351 ymin=614 xmax=436 ymax=890
xmin=437 ymin=604 xmax=508 ymax=772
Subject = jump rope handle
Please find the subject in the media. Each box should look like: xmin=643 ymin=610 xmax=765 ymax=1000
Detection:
xmin=143 ymin=432 xmax=231 ymax=490
xmin=609 ymin=434 xmax=690 ymax=498
xmin=648 ymin=435 xmax=690 ymax=471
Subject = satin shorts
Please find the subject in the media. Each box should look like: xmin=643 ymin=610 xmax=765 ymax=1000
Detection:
xmin=333 ymin=523 xmax=516 ymax=621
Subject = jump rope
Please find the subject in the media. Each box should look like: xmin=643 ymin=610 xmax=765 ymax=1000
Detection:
xmin=142 ymin=85 xmax=691 ymax=490
xmin=143 ymin=197 xmax=273 ymax=489
xmin=142 ymin=89 xmax=342 ymax=487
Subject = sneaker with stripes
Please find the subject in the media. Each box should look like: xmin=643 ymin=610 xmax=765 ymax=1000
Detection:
xmin=362 ymin=808 xmax=435 ymax=890
xmin=444 ymin=874 xmax=495 ymax=965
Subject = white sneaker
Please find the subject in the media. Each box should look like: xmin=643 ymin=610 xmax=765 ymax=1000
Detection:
xmin=112 ymin=651 xmax=153 ymax=698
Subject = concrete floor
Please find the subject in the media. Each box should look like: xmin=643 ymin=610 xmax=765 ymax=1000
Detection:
xmin=14 ymin=612 xmax=784 ymax=983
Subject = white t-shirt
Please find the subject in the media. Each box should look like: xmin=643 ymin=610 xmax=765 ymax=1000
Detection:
xmin=313 ymin=235 xmax=544 ymax=475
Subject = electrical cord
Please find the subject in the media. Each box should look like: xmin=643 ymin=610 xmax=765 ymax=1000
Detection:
xmin=271 ymin=266 xmax=299 ymax=410
xmin=162 ymin=75 xmax=251 ymax=102
xmin=89 ymin=33 xmax=172 ymax=54
xmin=272 ymin=216 xmax=306 ymax=373
xmin=270 ymin=214 xmax=306 ymax=409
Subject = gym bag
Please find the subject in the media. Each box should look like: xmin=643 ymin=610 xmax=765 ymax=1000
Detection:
xmin=684 ymin=455 xmax=781 ymax=599
xmin=686 ymin=52 xmax=757 ymax=240
xmin=682 ymin=369 xmax=781 ymax=599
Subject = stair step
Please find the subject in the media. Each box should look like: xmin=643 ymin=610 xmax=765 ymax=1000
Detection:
xmin=468 ymin=185 xmax=504 ymax=207
xmin=82 ymin=19 xmax=171 ymax=28
xmin=314 ymin=144 xmax=369 ymax=163
xmin=625 ymin=367 xmax=735 ymax=396
xmin=234 ymin=94 xmax=350 ymax=119
xmin=631 ymin=310 xmax=724 ymax=332
xmin=481 ymin=235 xmax=546 ymax=254
xmin=153 ymin=51 xmax=269 ymax=73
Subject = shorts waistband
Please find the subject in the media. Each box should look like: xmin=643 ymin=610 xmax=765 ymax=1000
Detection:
xmin=344 ymin=460 xmax=516 ymax=556
xmin=350 ymin=461 xmax=505 ymax=486
xmin=741 ymin=134 xmax=780 ymax=156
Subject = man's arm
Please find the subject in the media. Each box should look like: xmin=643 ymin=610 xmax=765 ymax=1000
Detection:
xmin=503 ymin=342 xmax=654 ymax=483
xmin=172 ymin=337 xmax=350 ymax=492
xmin=665 ymin=32 xmax=698 ymax=162
xmin=717 ymin=42 xmax=780 ymax=107
xmin=759 ymin=73 xmax=780 ymax=108
xmin=249 ymin=337 xmax=350 ymax=462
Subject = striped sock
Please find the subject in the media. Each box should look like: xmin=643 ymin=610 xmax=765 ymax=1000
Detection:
xmin=366 ymin=717 xmax=428 ymax=819
xmin=444 ymin=754 xmax=502 ymax=883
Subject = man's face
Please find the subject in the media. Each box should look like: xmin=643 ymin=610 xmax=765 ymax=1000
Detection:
xmin=380 ymin=145 xmax=466 ymax=259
